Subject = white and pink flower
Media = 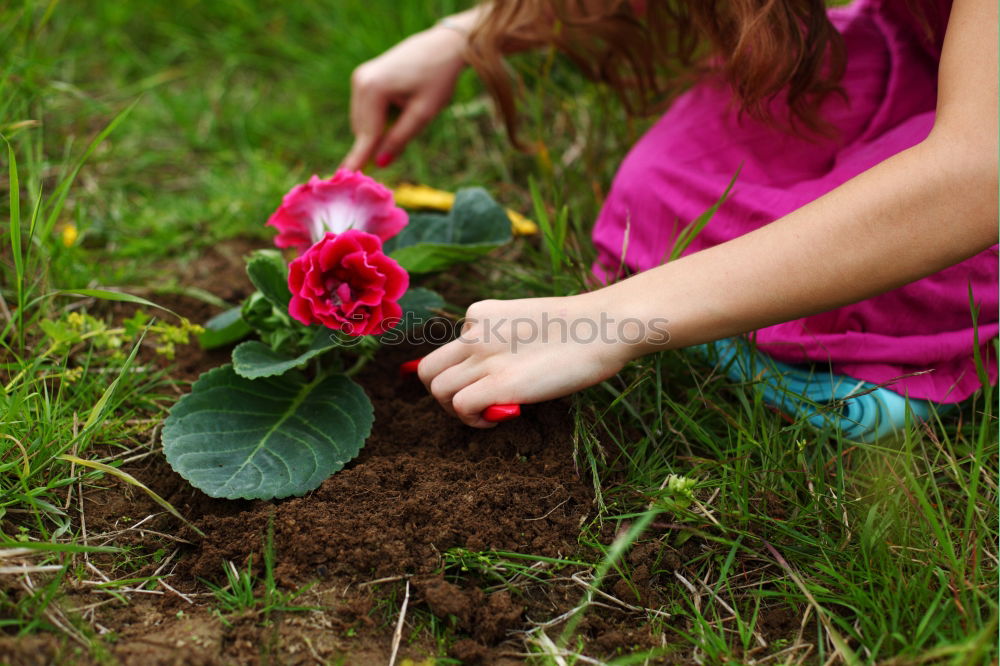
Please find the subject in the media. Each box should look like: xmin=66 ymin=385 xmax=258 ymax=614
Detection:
xmin=266 ymin=170 xmax=408 ymax=253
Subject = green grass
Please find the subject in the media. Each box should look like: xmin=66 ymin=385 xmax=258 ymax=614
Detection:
xmin=2 ymin=0 xmax=997 ymax=664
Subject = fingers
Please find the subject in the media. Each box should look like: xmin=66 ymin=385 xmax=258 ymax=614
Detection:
xmin=372 ymin=100 xmax=436 ymax=167
xmin=451 ymin=378 xmax=501 ymax=428
xmin=341 ymin=68 xmax=389 ymax=171
xmin=417 ymin=339 xmax=469 ymax=389
xmin=341 ymin=134 xmax=379 ymax=172
xmin=417 ymin=340 xmax=501 ymax=427
xmin=427 ymin=360 xmax=489 ymax=420
xmin=341 ymin=95 xmax=435 ymax=172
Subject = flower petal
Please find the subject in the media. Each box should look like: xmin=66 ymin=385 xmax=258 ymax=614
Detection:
xmin=288 ymin=295 xmax=315 ymax=326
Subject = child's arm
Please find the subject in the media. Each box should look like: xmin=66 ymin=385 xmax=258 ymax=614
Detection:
xmin=418 ymin=0 xmax=998 ymax=427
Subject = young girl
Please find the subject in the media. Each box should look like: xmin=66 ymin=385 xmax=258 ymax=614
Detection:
xmin=341 ymin=0 xmax=997 ymax=438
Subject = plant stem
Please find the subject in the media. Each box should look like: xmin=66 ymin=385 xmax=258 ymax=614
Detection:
xmin=343 ymin=354 xmax=371 ymax=378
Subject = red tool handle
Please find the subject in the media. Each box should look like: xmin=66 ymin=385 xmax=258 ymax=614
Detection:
xmin=398 ymin=359 xmax=422 ymax=376
xmin=399 ymin=358 xmax=521 ymax=423
xmin=481 ymin=404 xmax=521 ymax=422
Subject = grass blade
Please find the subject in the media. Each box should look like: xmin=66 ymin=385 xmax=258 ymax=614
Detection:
xmin=669 ymin=165 xmax=741 ymax=261
xmin=58 ymin=455 xmax=205 ymax=538
xmin=55 ymin=288 xmax=179 ymax=317
xmin=558 ymin=508 xmax=661 ymax=645
xmin=77 ymin=325 xmax=149 ymax=436
xmin=3 ymin=134 xmax=24 ymax=349
xmin=41 ymin=99 xmax=138 ymax=240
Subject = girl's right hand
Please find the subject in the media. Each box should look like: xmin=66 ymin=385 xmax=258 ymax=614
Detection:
xmin=340 ymin=23 xmax=468 ymax=171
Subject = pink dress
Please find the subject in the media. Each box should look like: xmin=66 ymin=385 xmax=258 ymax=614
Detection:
xmin=592 ymin=0 xmax=997 ymax=403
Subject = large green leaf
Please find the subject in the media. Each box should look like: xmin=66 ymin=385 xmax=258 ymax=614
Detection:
xmin=387 ymin=188 xmax=511 ymax=273
xmin=231 ymin=329 xmax=339 ymax=379
xmin=448 ymin=187 xmax=514 ymax=245
xmin=163 ymin=365 xmax=372 ymax=499
xmin=246 ymin=250 xmax=291 ymax=310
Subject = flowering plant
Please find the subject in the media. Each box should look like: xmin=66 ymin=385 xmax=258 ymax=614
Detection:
xmin=162 ymin=170 xmax=516 ymax=500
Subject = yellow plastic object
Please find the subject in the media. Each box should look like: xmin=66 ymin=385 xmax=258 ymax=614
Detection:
xmin=393 ymin=183 xmax=454 ymax=211
xmin=393 ymin=183 xmax=538 ymax=236
xmin=505 ymin=208 xmax=537 ymax=236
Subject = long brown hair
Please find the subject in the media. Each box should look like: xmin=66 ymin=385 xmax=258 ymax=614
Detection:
xmin=465 ymin=0 xmax=848 ymax=145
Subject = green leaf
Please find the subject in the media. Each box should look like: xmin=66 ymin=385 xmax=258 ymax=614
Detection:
xmin=385 ymin=211 xmax=449 ymax=247
xmin=163 ymin=365 xmax=373 ymax=500
xmin=231 ymin=329 xmax=338 ymax=379
xmin=388 ymin=188 xmax=512 ymax=273
xmin=4 ymin=137 xmax=22 ymax=298
xmin=199 ymin=307 xmax=253 ymax=350
xmin=397 ymin=287 xmax=445 ymax=332
xmin=246 ymin=250 xmax=291 ymax=310
xmin=0 ymin=540 xmax=120 ymax=554
xmin=450 ymin=187 xmax=512 ymax=245
xmin=39 ymin=319 xmax=76 ymax=345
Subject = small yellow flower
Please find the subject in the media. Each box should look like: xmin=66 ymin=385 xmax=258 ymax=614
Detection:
xmin=393 ymin=183 xmax=539 ymax=236
xmin=63 ymin=367 xmax=84 ymax=383
xmin=66 ymin=312 xmax=86 ymax=330
xmin=179 ymin=317 xmax=206 ymax=335
xmin=61 ymin=224 xmax=78 ymax=247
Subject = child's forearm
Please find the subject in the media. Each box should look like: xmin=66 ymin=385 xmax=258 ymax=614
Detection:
xmin=606 ymin=132 xmax=997 ymax=358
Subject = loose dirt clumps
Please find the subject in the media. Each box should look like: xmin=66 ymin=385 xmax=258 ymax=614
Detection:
xmin=416 ymin=578 xmax=524 ymax=644
xmin=185 ymin=349 xmax=592 ymax=586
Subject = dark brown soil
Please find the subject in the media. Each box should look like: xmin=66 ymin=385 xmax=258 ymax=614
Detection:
xmin=0 ymin=238 xmax=806 ymax=665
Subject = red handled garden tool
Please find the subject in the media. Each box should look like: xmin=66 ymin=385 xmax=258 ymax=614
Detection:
xmin=399 ymin=358 xmax=521 ymax=423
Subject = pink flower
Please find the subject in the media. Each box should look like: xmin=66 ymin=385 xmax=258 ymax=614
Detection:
xmin=287 ymin=230 xmax=408 ymax=336
xmin=267 ymin=170 xmax=408 ymax=253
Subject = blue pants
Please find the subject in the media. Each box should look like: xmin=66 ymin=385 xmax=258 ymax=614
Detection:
xmin=696 ymin=338 xmax=943 ymax=442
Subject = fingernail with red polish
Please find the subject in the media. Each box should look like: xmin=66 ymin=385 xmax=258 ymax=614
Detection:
xmin=375 ymin=152 xmax=394 ymax=168
xmin=399 ymin=358 xmax=423 ymax=377
xmin=483 ymin=404 xmax=521 ymax=423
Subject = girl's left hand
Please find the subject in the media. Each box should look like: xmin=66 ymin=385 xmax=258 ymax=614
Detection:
xmin=417 ymin=292 xmax=667 ymax=427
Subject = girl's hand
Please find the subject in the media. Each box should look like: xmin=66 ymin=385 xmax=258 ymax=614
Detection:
xmin=341 ymin=23 xmax=468 ymax=171
xmin=417 ymin=293 xmax=669 ymax=427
